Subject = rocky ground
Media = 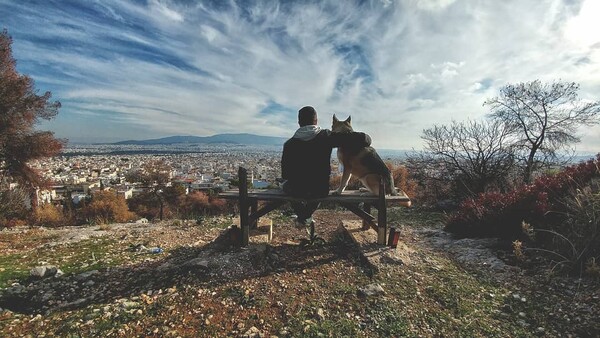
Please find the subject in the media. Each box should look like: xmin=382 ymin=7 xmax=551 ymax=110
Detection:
xmin=0 ymin=208 xmax=598 ymax=337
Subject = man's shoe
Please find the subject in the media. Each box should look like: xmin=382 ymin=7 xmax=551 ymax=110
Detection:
xmin=295 ymin=217 xmax=313 ymax=229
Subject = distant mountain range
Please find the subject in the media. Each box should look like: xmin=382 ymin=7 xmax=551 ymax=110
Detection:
xmin=114 ymin=133 xmax=287 ymax=146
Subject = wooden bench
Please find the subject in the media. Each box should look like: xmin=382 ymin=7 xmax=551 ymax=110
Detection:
xmin=218 ymin=167 xmax=411 ymax=247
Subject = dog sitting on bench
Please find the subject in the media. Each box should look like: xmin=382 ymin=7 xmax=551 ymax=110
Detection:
xmin=331 ymin=115 xmax=398 ymax=196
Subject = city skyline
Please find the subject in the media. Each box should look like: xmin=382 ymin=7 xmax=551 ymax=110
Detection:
xmin=1 ymin=0 xmax=600 ymax=151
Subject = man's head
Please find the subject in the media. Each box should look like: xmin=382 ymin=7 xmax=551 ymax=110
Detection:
xmin=298 ymin=106 xmax=317 ymax=127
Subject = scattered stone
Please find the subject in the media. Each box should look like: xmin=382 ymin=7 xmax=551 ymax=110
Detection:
xmin=518 ymin=312 xmax=526 ymax=318
xmin=242 ymin=326 xmax=261 ymax=338
xmin=58 ymin=298 xmax=88 ymax=309
xmin=316 ymin=308 xmax=326 ymax=321
xmin=30 ymin=265 xmax=58 ymax=279
xmin=121 ymin=301 xmax=140 ymax=309
xmin=357 ymin=283 xmax=385 ymax=297
xmin=380 ymin=254 xmax=405 ymax=265
xmin=28 ymin=314 xmax=42 ymax=322
xmin=130 ymin=244 xmax=147 ymax=252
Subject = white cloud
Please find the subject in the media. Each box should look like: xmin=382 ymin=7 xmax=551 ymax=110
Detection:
xmin=564 ymin=0 xmax=600 ymax=47
xmin=414 ymin=0 xmax=458 ymax=11
xmin=3 ymin=0 xmax=599 ymax=151
xmin=148 ymin=0 xmax=184 ymax=22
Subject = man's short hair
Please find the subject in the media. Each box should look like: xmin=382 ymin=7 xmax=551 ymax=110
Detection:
xmin=298 ymin=106 xmax=317 ymax=126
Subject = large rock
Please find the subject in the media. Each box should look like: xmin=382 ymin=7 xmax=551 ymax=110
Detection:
xmin=74 ymin=270 xmax=99 ymax=281
xmin=183 ymin=258 xmax=210 ymax=269
xmin=30 ymin=265 xmax=58 ymax=279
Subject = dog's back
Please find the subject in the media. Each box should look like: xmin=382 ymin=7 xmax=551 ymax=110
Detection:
xmin=332 ymin=115 xmax=397 ymax=196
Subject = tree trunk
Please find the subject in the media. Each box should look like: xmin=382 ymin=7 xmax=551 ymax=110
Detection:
xmin=524 ymin=147 xmax=538 ymax=184
xmin=159 ymin=201 xmax=164 ymax=221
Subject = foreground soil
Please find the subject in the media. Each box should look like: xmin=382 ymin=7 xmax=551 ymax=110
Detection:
xmin=0 ymin=208 xmax=598 ymax=337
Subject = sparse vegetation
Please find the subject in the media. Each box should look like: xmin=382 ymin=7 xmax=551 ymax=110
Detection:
xmin=32 ymin=204 xmax=65 ymax=227
xmin=0 ymin=209 xmax=597 ymax=336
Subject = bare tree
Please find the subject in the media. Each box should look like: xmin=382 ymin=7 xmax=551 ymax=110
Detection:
xmin=418 ymin=119 xmax=516 ymax=201
xmin=485 ymin=80 xmax=600 ymax=183
xmin=0 ymin=188 xmax=29 ymax=224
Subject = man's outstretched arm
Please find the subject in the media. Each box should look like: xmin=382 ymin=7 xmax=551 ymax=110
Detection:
xmin=328 ymin=131 xmax=372 ymax=148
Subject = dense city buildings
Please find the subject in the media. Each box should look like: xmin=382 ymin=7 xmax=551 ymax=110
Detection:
xmin=26 ymin=143 xmax=408 ymax=208
xmin=30 ymin=144 xmax=282 ymax=207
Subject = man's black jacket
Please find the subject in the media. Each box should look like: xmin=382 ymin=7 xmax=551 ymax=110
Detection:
xmin=281 ymin=129 xmax=371 ymax=198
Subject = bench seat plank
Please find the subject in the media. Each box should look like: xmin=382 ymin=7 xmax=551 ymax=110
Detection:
xmin=219 ymin=188 xmax=411 ymax=205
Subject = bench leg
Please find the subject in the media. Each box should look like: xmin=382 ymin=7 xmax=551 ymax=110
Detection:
xmin=362 ymin=203 xmax=372 ymax=229
xmin=238 ymin=167 xmax=249 ymax=247
xmin=377 ymin=178 xmax=386 ymax=245
xmin=250 ymin=199 xmax=258 ymax=230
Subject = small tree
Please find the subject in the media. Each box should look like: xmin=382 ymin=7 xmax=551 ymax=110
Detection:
xmin=162 ymin=184 xmax=186 ymax=217
xmin=0 ymin=30 xmax=63 ymax=189
xmin=180 ymin=191 xmax=210 ymax=218
xmin=34 ymin=203 xmax=65 ymax=227
xmin=389 ymin=164 xmax=417 ymax=199
xmin=417 ymin=119 xmax=516 ymax=202
xmin=83 ymin=191 xmax=135 ymax=224
xmin=125 ymin=160 xmax=171 ymax=220
xmin=485 ymin=80 xmax=600 ymax=183
xmin=0 ymin=188 xmax=29 ymax=227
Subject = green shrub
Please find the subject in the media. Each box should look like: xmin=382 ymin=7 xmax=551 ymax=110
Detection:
xmin=534 ymin=179 xmax=600 ymax=272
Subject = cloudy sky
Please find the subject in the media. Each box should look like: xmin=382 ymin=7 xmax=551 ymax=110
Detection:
xmin=1 ymin=0 xmax=599 ymax=151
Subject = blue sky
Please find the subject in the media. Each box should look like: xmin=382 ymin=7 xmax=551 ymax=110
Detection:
xmin=1 ymin=0 xmax=599 ymax=151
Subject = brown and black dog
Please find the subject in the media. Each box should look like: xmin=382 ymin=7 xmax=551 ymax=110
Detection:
xmin=331 ymin=115 xmax=398 ymax=196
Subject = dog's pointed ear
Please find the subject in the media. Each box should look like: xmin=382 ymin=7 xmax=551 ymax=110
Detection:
xmin=345 ymin=116 xmax=351 ymax=123
xmin=333 ymin=114 xmax=339 ymax=123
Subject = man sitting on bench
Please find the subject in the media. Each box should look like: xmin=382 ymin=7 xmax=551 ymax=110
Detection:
xmin=281 ymin=106 xmax=372 ymax=236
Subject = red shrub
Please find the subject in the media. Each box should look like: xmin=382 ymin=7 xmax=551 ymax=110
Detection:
xmin=445 ymin=154 xmax=600 ymax=238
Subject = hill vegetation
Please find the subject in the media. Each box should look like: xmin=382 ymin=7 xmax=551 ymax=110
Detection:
xmin=1 ymin=209 xmax=598 ymax=336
